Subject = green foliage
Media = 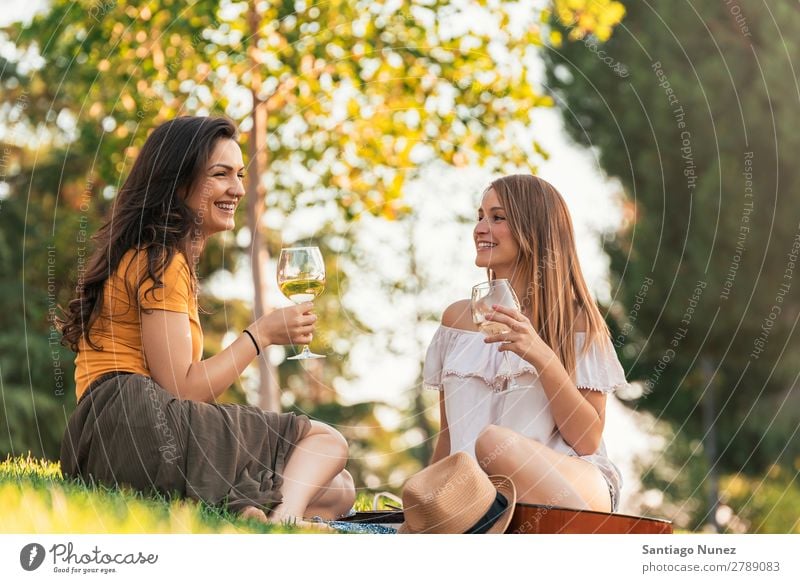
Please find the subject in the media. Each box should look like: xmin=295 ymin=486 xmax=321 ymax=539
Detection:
xmin=4 ymin=0 xmax=570 ymax=217
xmin=639 ymin=427 xmax=711 ymax=532
xmin=0 ymin=186 xmax=80 ymax=458
xmin=546 ymin=1 xmax=800 ymax=529
xmin=721 ymin=466 xmax=800 ymax=534
xmin=639 ymin=427 xmax=800 ymax=533
xmin=545 ymin=1 xmax=800 ymax=471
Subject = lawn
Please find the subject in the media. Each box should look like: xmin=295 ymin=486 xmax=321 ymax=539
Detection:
xmin=0 ymin=455 xmax=373 ymax=534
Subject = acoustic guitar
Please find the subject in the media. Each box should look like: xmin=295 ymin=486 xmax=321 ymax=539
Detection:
xmin=340 ymin=504 xmax=672 ymax=534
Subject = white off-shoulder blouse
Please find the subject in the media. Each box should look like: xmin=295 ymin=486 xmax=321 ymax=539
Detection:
xmin=423 ymin=325 xmax=629 ymax=511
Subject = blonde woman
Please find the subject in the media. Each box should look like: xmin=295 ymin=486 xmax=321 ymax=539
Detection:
xmin=425 ymin=175 xmax=628 ymax=513
xmin=58 ymin=116 xmax=354 ymax=525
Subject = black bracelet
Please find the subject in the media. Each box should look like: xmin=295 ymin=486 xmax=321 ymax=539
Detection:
xmin=243 ymin=329 xmax=260 ymax=355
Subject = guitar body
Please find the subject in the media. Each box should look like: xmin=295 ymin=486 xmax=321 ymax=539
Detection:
xmin=509 ymin=503 xmax=673 ymax=534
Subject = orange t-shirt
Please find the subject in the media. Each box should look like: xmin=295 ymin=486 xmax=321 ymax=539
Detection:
xmin=73 ymin=248 xmax=203 ymax=401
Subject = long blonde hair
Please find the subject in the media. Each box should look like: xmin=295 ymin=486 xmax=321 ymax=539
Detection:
xmin=488 ymin=174 xmax=609 ymax=377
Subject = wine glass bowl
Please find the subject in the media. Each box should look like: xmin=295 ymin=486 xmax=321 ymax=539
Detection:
xmin=470 ymin=279 xmax=520 ymax=333
xmin=278 ymin=277 xmax=325 ymax=303
xmin=277 ymin=246 xmax=326 ymax=360
xmin=470 ymin=279 xmax=521 ymax=390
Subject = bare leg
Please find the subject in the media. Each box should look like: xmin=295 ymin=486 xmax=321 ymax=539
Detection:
xmin=305 ymin=469 xmax=356 ymax=520
xmin=269 ymin=420 xmax=349 ymax=522
xmin=475 ymin=424 xmax=612 ymax=512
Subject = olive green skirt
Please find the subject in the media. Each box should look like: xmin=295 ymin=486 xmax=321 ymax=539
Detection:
xmin=60 ymin=372 xmax=311 ymax=513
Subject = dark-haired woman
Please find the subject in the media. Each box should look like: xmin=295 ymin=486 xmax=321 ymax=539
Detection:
xmin=58 ymin=116 xmax=355 ymax=525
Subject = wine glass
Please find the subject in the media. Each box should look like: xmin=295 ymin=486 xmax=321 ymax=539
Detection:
xmin=277 ymin=246 xmax=326 ymax=360
xmin=471 ymin=279 xmax=521 ymax=390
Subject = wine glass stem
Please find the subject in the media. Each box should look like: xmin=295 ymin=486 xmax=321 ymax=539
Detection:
xmin=503 ymin=352 xmax=516 ymax=390
xmin=296 ymin=299 xmax=313 ymax=357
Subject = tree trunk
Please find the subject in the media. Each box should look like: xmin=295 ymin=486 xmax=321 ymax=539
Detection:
xmin=247 ymin=1 xmax=279 ymax=412
xmin=701 ymin=357 xmax=719 ymax=532
xmin=408 ymin=216 xmax=434 ymax=463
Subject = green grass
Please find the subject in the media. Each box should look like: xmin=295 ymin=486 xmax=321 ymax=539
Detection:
xmin=0 ymin=454 xmax=341 ymax=533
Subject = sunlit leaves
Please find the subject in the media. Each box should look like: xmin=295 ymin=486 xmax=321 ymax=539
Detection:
xmin=552 ymin=0 xmax=626 ymax=43
xmin=4 ymin=0 xmax=625 ymax=219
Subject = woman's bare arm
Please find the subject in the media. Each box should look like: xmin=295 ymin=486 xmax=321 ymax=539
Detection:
xmin=536 ymin=359 xmax=607 ymax=455
xmin=429 ymin=392 xmax=450 ymax=465
xmin=141 ymin=303 xmax=315 ymax=403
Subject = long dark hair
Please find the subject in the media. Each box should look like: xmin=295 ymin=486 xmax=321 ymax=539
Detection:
xmin=58 ymin=115 xmax=239 ymax=352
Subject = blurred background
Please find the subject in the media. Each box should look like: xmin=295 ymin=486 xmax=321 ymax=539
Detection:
xmin=0 ymin=0 xmax=797 ymax=533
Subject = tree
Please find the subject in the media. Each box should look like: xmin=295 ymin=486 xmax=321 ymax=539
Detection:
xmin=545 ymin=1 xmax=800 ymax=528
xmin=0 ymin=142 xmax=83 ymax=459
xmin=1 ymin=0 xmax=624 ymax=461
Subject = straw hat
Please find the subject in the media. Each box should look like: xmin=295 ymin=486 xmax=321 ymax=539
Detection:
xmin=397 ymin=451 xmax=517 ymax=534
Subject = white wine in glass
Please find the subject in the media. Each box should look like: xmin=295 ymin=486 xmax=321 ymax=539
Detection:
xmin=278 ymin=279 xmax=325 ymax=303
xmin=277 ymin=246 xmax=326 ymax=360
xmin=471 ymin=279 xmax=521 ymax=390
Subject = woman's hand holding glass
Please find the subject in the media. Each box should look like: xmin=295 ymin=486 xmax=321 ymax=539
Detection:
xmin=246 ymin=303 xmax=317 ymax=350
xmin=471 ymin=279 xmax=521 ymax=390
xmin=482 ymin=304 xmax=555 ymax=369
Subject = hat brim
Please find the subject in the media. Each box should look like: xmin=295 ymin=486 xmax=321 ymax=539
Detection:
xmin=396 ymin=475 xmax=517 ymax=534
xmin=484 ymin=475 xmax=516 ymax=534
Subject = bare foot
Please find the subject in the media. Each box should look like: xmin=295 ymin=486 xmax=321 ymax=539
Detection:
xmin=239 ymin=505 xmax=269 ymax=524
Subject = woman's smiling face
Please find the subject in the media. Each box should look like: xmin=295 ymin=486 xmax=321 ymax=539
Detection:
xmin=474 ymin=188 xmax=520 ymax=276
xmin=185 ymin=138 xmax=245 ymax=238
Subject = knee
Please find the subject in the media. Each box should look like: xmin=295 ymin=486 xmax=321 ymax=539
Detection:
xmin=307 ymin=421 xmax=349 ymax=464
xmin=340 ymin=469 xmax=355 ymax=492
xmin=475 ymin=424 xmax=522 ymax=470
xmin=326 ymin=426 xmax=350 ymax=463
xmin=338 ymin=469 xmax=356 ymax=509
